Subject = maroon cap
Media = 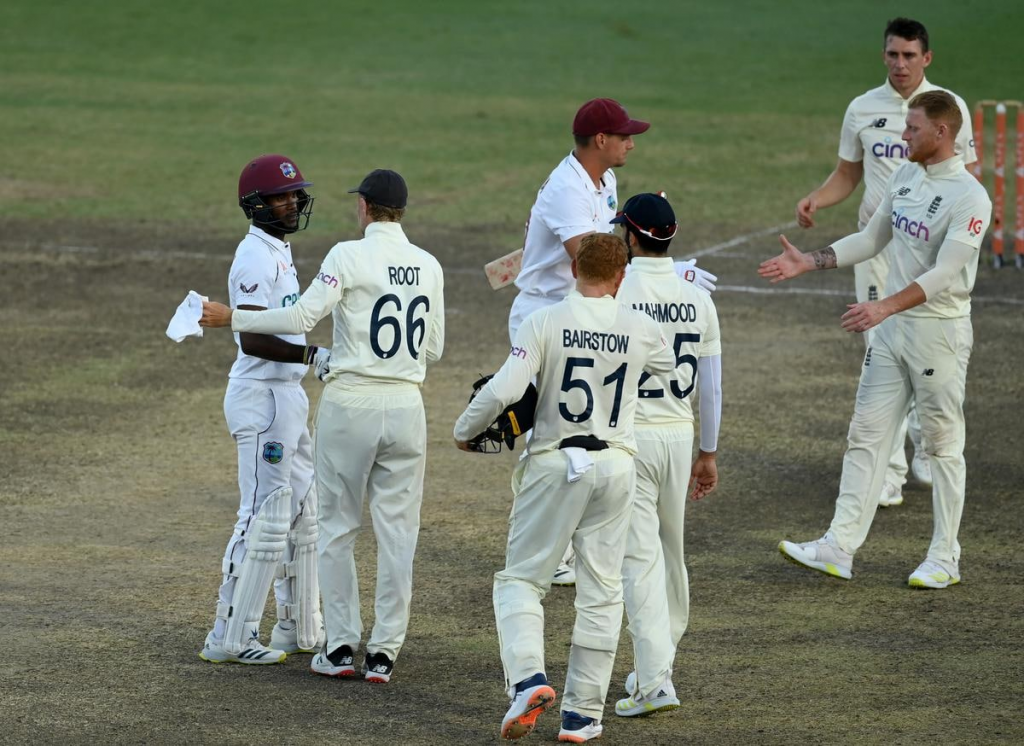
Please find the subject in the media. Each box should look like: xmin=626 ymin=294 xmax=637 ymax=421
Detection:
xmin=572 ymin=98 xmax=650 ymax=137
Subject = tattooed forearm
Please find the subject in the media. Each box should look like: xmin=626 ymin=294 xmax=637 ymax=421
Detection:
xmin=811 ymin=246 xmax=837 ymax=270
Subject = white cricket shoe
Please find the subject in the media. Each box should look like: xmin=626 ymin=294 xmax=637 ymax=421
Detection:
xmin=501 ymin=677 xmax=557 ymax=740
xmin=878 ymin=482 xmax=904 ymax=508
xmin=558 ymin=710 xmax=603 ymax=742
xmin=778 ymin=535 xmax=853 ymax=580
xmin=198 ymin=632 xmax=286 ymax=665
xmin=624 ymin=670 xmax=637 ymax=697
xmin=270 ymin=620 xmax=325 ymax=654
xmin=615 ymin=677 xmax=680 ymax=717
xmin=553 ymin=548 xmax=576 ymax=587
xmin=310 ymin=645 xmax=356 ymax=677
xmin=908 ymin=560 xmax=960 ymax=589
xmin=911 ymin=453 xmax=933 ymax=486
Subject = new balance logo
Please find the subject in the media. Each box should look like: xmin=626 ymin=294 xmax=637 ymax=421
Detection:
xmin=370 ymin=664 xmax=389 ymax=673
xmin=896 ymin=187 xmax=912 ymax=196
xmin=872 ymin=118 xmax=887 ymax=128
xmin=923 ymin=368 xmax=934 ymax=376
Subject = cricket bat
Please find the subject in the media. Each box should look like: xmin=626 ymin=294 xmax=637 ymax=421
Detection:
xmin=484 ymin=248 xmax=523 ymax=290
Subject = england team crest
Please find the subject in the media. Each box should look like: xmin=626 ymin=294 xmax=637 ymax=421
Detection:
xmin=262 ymin=442 xmax=284 ymax=464
xmin=280 ymin=162 xmax=297 ymax=179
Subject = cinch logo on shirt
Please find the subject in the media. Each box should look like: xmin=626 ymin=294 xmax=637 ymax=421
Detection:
xmin=510 ymin=346 xmax=527 ymax=359
xmin=872 ymin=138 xmax=908 ymax=158
xmin=968 ymin=217 xmax=984 ymax=237
xmin=316 ymin=271 xmax=338 ymax=288
xmin=892 ymin=210 xmax=930 ymax=241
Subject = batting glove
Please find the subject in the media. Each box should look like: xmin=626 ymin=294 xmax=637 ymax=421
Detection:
xmin=674 ymin=259 xmax=717 ymax=294
xmin=312 ymin=347 xmax=332 ymax=382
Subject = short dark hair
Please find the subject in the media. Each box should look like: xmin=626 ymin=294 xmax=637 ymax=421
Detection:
xmin=625 ymin=225 xmax=673 ymax=254
xmin=574 ymin=134 xmax=593 ymax=148
xmin=909 ymin=90 xmax=963 ymax=137
xmin=885 ymin=17 xmax=929 ymax=53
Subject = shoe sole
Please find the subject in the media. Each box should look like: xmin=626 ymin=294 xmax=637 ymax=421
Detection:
xmin=552 ymin=579 xmax=576 ymax=587
xmin=558 ymin=728 xmax=603 ymax=743
xmin=778 ymin=542 xmax=851 ymax=580
xmin=365 ymin=673 xmax=391 ymax=683
xmin=615 ymin=699 xmax=680 ymax=718
xmin=908 ymin=576 xmax=960 ymax=589
xmin=502 ymin=686 xmax=556 ymax=740
xmin=311 ymin=666 xmax=356 ymax=677
xmin=199 ymin=651 xmax=287 ymax=665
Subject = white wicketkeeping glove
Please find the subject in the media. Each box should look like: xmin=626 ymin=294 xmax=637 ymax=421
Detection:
xmin=674 ymin=259 xmax=717 ymax=294
xmin=312 ymin=347 xmax=332 ymax=382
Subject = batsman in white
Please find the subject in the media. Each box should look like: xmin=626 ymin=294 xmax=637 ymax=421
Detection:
xmin=609 ymin=193 xmax=722 ymax=718
xmin=513 ymin=97 xmax=716 ymax=587
xmin=762 ymin=91 xmax=992 ymax=589
xmin=794 ymin=17 xmax=976 ymax=508
xmin=202 ymin=169 xmax=445 ymax=683
xmin=455 ymin=233 xmax=678 ymax=743
xmin=198 ymin=154 xmax=325 ymax=665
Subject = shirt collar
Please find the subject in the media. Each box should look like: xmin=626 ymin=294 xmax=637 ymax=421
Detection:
xmin=567 ymin=151 xmax=609 ymax=191
xmin=364 ymin=221 xmax=408 ymax=239
xmin=884 ymin=75 xmax=932 ymax=102
xmin=924 ymin=154 xmax=965 ymax=177
xmin=629 ymin=257 xmax=675 ymax=274
xmin=248 ymin=225 xmax=289 ymax=253
xmin=568 ymin=289 xmax=616 ymax=301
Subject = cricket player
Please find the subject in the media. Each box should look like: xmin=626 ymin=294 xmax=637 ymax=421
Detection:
xmin=761 ymin=91 xmax=991 ymax=589
xmin=201 ymin=169 xmax=445 ymax=682
xmin=455 ymin=233 xmax=678 ymax=743
xmin=795 ymin=17 xmax=976 ymax=507
xmin=199 ymin=154 xmax=325 ymax=665
xmin=609 ymin=193 xmax=722 ymax=717
xmin=514 ymin=97 xmax=715 ymax=586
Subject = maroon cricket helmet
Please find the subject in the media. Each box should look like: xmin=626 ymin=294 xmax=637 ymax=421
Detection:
xmin=238 ymin=154 xmax=314 ymax=234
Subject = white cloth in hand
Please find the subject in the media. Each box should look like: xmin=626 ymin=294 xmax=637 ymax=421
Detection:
xmin=674 ymin=259 xmax=717 ymax=293
xmin=312 ymin=347 xmax=332 ymax=381
xmin=564 ymin=447 xmax=595 ymax=483
xmin=166 ymin=291 xmax=208 ymax=342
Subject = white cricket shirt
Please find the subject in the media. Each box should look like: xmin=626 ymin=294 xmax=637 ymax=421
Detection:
xmin=515 ymin=152 xmax=618 ymax=299
xmin=850 ymin=156 xmax=992 ymax=319
xmin=227 ymin=226 xmax=308 ymax=382
xmin=617 ymin=258 xmax=722 ymax=426
xmin=454 ymin=292 xmax=676 ymax=456
xmin=839 ymin=77 xmax=975 ymax=228
xmin=232 ymin=222 xmax=445 ymax=386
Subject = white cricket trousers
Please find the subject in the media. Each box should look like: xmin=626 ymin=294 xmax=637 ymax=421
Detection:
xmin=623 ymin=423 xmax=694 ymax=697
xmin=829 ymin=315 xmax=973 ymax=567
xmin=217 ymin=379 xmax=314 ymax=638
xmin=855 ymin=246 xmax=923 ymax=490
xmin=494 ymin=448 xmax=636 ymax=721
xmin=314 ymin=383 xmax=426 ymax=661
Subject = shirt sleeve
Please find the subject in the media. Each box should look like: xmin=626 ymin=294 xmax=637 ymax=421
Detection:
xmin=837 ymin=101 xmax=863 ymax=163
xmin=228 ymin=251 xmax=276 ymax=309
xmin=696 ymin=354 xmax=722 ymax=453
xmin=233 ymin=247 xmax=344 ymax=334
xmin=833 ymin=180 xmax=895 ymax=267
xmin=944 ymin=186 xmax=992 ymax=250
xmin=915 ymin=239 xmax=979 ymax=300
xmin=540 ymin=181 xmax=595 ymax=245
xmin=425 ymin=265 xmax=445 ymax=364
xmin=953 ymin=95 xmax=978 ymax=163
xmin=699 ymin=298 xmax=722 ymax=357
xmin=454 ymin=313 xmax=544 ymax=442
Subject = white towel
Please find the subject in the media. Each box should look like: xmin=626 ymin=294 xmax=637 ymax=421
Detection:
xmin=166 ymin=290 xmax=208 ymax=343
xmin=564 ymin=447 xmax=595 ymax=483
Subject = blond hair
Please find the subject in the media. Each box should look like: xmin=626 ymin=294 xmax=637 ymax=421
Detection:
xmin=366 ymin=200 xmax=405 ymax=223
xmin=577 ymin=233 xmax=628 ymax=283
xmin=909 ymin=90 xmax=963 ymax=137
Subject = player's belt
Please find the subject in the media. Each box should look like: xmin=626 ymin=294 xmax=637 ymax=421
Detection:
xmin=559 ymin=435 xmax=608 ymax=451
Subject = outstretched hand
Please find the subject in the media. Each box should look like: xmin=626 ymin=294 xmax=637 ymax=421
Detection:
xmin=758 ymin=235 xmax=810 ymax=284
xmin=200 ymin=301 xmax=233 ymax=328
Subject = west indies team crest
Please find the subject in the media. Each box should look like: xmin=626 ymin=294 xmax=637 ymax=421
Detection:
xmin=280 ymin=162 xmax=297 ymax=179
xmin=262 ymin=442 xmax=284 ymax=464
xmin=608 ymin=195 xmax=616 ymax=209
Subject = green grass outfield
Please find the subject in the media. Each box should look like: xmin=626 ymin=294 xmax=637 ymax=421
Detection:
xmin=3 ymin=0 xmax=1023 ymax=244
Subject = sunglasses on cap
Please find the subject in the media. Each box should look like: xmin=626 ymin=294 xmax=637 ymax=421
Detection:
xmin=616 ymin=211 xmax=678 ymax=241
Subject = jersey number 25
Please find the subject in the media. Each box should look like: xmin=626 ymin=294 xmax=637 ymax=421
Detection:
xmin=638 ymin=332 xmax=700 ymax=399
